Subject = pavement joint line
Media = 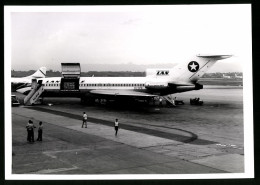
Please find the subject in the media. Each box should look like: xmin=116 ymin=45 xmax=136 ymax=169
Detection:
xmin=43 ymin=152 xmax=57 ymax=159
xmin=42 ymin=143 xmax=180 ymax=167
xmin=14 ymin=150 xmax=82 ymax=173
xmin=14 ymin=161 xmax=50 ymax=167
xmin=42 ymin=148 xmax=94 ymax=154
xmin=178 ymin=158 xmax=230 ymax=173
xmin=30 ymin=167 xmax=79 ymax=174
xmin=42 ymin=145 xmax=143 ymax=163
xmin=84 ymin=158 xmax=182 ymax=174
xmin=42 ymin=148 xmax=183 ymax=174
xmin=140 ymin=143 xmax=181 ymax=149
xmin=98 ymin=157 xmax=224 ymax=174
xmin=189 ymin=155 xmax=244 ymax=173
xmin=41 ymin=152 xmax=81 ymax=173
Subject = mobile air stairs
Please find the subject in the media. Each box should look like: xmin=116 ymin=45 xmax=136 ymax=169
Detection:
xmin=162 ymin=95 xmax=176 ymax=107
xmin=162 ymin=95 xmax=185 ymax=107
xmin=24 ymin=79 xmax=44 ymax=105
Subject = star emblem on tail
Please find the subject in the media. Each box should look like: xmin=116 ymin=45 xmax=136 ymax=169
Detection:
xmin=188 ymin=61 xmax=199 ymax=72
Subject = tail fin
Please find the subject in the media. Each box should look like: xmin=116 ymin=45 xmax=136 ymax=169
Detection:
xmin=26 ymin=67 xmax=46 ymax=78
xmin=170 ymin=54 xmax=232 ymax=84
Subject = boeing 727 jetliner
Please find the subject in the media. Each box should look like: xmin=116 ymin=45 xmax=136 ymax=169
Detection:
xmin=11 ymin=67 xmax=46 ymax=91
xmin=18 ymin=55 xmax=232 ymax=105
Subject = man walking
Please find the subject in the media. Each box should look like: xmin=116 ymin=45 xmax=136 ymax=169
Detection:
xmin=82 ymin=112 xmax=88 ymax=128
xmin=114 ymin=118 xmax=119 ymax=136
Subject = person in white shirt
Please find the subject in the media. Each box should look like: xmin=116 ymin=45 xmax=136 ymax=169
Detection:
xmin=82 ymin=112 xmax=88 ymax=128
xmin=37 ymin=121 xmax=43 ymax=141
xmin=114 ymin=118 xmax=119 ymax=136
xmin=26 ymin=120 xmax=36 ymax=142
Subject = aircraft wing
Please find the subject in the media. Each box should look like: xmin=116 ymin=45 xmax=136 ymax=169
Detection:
xmin=89 ymin=89 xmax=157 ymax=98
xmin=168 ymin=82 xmax=195 ymax=86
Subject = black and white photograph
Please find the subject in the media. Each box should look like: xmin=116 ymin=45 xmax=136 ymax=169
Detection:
xmin=4 ymin=5 xmax=253 ymax=180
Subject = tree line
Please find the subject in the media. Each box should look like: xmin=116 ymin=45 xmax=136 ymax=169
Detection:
xmin=11 ymin=69 xmax=242 ymax=78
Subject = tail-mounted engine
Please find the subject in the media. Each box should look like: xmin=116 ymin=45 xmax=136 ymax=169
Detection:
xmin=168 ymin=83 xmax=203 ymax=93
xmin=145 ymin=81 xmax=169 ymax=90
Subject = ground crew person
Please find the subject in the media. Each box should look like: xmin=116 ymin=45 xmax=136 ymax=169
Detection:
xmin=37 ymin=121 xmax=43 ymax=141
xmin=82 ymin=112 xmax=88 ymax=128
xmin=114 ymin=118 xmax=119 ymax=136
xmin=26 ymin=120 xmax=36 ymax=142
xmin=159 ymin=97 xmax=163 ymax=106
xmin=26 ymin=120 xmax=31 ymax=142
xmin=172 ymin=97 xmax=176 ymax=106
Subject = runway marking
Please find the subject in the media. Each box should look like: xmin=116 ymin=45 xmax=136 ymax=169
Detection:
xmin=30 ymin=167 xmax=78 ymax=174
xmin=43 ymin=148 xmax=91 ymax=155
xmin=43 ymin=152 xmax=57 ymax=159
xmin=26 ymin=106 xmax=217 ymax=145
xmin=216 ymin=143 xmax=243 ymax=150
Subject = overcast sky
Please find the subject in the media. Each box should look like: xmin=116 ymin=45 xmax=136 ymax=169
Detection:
xmin=7 ymin=5 xmax=251 ymax=72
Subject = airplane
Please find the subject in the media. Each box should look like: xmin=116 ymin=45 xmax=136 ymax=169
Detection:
xmin=235 ymin=73 xmax=243 ymax=79
xmin=222 ymin=73 xmax=231 ymax=79
xmin=11 ymin=67 xmax=46 ymax=92
xmin=17 ymin=55 xmax=232 ymax=104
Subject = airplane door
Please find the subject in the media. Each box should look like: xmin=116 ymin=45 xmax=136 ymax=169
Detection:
xmin=60 ymin=63 xmax=81 ymax=92
xmin=60 ymin=78 xmax=80 ymax=92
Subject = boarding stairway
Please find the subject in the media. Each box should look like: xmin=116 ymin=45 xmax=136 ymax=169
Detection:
xmin=24 ymin=79 xmax=44 ymax=105
xmin=162 ymin=95 xmax=176 ymax=107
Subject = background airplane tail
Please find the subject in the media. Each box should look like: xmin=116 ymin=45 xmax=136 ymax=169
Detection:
xmin=26 ymin=67 xmax=46 ymax=78
xmin=170 ymin=55 xmax=232 ymax=84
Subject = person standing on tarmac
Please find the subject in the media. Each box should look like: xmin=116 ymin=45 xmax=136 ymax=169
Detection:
xmin=114 ymin=118 xmax=119 ymax=136
xmin=26 ymin=120 xmax=36 ymax=142
xmin=159 ymin=97 xmax=163 ymax=107
xmin=82 ymin=112 xmax=88 ymax=128
xmin=37 ymin=121 xmax=43 ymax=141
xmin=26 ymin=120 xmax=31 ymax=142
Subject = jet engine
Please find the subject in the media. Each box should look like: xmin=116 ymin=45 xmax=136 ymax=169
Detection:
xmin=145 ymin=81 xmax=169 ymax=90
xmin=170 ymin=83 xmax=203 ymax=93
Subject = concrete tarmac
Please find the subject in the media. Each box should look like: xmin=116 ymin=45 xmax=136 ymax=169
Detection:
xmin=12 ymin=107 xmax=227 ymax=174
xmin=11 ymin=87 xmax=244 ymax=175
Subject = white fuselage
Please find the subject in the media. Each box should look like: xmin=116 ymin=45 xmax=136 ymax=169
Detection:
xmin=41 ymin=77 xmax=168 ymax=93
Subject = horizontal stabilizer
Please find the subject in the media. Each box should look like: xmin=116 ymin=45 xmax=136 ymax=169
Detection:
xmin=197 ymin=54 xmax=232 ymax=60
